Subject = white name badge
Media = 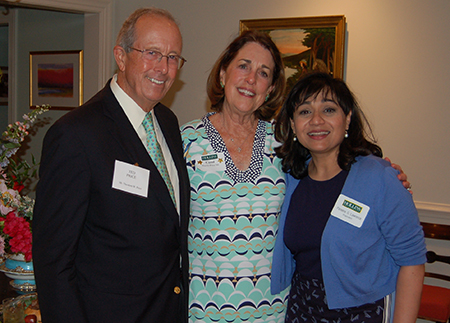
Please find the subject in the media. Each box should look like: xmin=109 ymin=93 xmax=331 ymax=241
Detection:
xmin=331 ymin=194 xmax=370 ymax=228
xmin=195 ymin=153 xmax=226 ymax=172
xmin=112 ymin=160 xmax=149 ymax=198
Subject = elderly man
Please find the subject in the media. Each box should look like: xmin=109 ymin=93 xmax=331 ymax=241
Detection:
xmin=33 ymin=8 xmax=189 ymax=323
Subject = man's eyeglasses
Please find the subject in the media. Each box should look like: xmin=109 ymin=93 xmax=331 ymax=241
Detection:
xmin=128 ymin=47 xmax=187 ymax=70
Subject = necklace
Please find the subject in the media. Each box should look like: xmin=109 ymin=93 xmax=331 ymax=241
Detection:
xmin=220 ymin=114 xmax=256 ymax=153
xmin=230 ymin=133 xmax=253 ymax=152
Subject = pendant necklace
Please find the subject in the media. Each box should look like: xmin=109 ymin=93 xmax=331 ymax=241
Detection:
xmin=230 ymin=132 xmax=252 ymax=153
xmin=228 ymin=124 xmax=255 ymax=153
xmin=221 ymin=114 xmax=256 ymax=153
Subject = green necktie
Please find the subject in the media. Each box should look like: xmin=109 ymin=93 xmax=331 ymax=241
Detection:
xmin=142 ymin=112 xmax=176 ymax=206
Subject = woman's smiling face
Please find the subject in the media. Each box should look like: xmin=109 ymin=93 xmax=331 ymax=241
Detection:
xmin=290 ymin=90 xmax=351 ymax=159
xmin=220 ymin=42 xmax=274 ymax=117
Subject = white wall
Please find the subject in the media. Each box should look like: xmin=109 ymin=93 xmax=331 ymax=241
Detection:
xmin=111 ymin=0 xmax=450 ymax=215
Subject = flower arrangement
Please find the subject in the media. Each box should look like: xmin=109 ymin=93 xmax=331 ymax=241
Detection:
xmin=0 ymin=105 xmax=49 ymax=261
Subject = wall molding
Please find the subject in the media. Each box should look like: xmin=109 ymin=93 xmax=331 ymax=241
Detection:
xmin=0 ymin=10 xmax=17 ymax=123
xmin=416 ymin=201 xmax=450 ymax=224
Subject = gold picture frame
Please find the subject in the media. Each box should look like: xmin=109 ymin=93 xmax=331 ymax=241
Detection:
xmin=240 ymin=15 xmax=346 ymax=93
xmin=30 ymin=50 xmax=83 ymax=110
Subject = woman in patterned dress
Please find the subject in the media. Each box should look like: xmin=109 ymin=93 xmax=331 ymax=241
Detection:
xmin=181 ymin=30 xmax=288 ymax=323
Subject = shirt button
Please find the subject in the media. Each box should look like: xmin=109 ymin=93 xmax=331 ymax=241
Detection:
xmin=174 ymin=286 xmax=181 ymax=294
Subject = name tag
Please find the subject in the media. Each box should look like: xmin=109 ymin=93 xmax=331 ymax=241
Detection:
xmin=331 ymin=194 xmax=370 ymax=228
xmin=112 ymin=160 xmax=149 ymax=198
xmin=195 ymin=153 xmax=226 ymax=172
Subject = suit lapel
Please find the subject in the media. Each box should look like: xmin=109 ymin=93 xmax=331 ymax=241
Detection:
xmin=100 ymin=85 xmax=179 ymax=224
xmin=154 ymin=104 xmax=185 ymax=181
xmin=153 ymin=104 xmax=191 ymax=234
xmin=154 ymin=104 xmax=190 ymax=210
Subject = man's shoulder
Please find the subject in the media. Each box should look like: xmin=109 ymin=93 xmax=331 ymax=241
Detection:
xmin=78 ymin=83 xmax=115 ymax=114
xmin=154 ymin=102 xmax=178 ymax=122
xmin=50 ymin=85 xmax=114 ymax=134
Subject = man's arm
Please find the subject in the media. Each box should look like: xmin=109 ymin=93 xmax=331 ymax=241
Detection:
xmin=33 ymin=120 xmax=90 ymax=323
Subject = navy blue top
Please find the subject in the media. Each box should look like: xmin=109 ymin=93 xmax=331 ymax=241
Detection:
xmin=272 ymin=155 xmax=426 ymax=309
xmin=284 ymin=170 xmax=348 ymax=279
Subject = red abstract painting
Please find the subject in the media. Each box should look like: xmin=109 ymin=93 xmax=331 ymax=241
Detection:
xmin=37 ymin=63 xmax=74 ymax=98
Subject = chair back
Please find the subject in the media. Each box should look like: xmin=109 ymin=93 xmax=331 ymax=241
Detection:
xmin=418 ymin=222 xmax=450 ymax=323
xmin=422 ymin=222 xmax=450 ymax=279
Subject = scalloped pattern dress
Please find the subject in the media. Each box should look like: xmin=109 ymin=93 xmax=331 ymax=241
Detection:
xmin=181 ymin=113 xmax=288 ymax=323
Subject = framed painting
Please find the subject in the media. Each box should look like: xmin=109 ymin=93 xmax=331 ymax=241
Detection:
xmin=0 ymin=66 xmax=7 ymax=106
xmin=240 ymin=15 xmax=346 ymax=94
xmin=29 ymin=50 xmax=83 ymax=110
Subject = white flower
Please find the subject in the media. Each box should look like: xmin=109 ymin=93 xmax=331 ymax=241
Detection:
xmin=0 ymin=179 xmax=20 ymax=216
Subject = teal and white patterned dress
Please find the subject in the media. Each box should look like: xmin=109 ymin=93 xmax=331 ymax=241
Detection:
xmin=181 ymin=113 xmax=288 ymax=323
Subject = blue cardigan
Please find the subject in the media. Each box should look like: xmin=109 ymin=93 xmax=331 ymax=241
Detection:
xmin=271 ymin=155 xmax=427 ymax=309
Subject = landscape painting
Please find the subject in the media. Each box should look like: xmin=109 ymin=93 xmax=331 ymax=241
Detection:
xmin=240 ymin=16 xmax=346 ymax=94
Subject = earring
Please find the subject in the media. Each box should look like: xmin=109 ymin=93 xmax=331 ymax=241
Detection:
xmin=293 ymin=134 xmax=297 ymax=142
xmin=265 ymin=94 xmax=270 ymax=102
xmin=220 ymin=81 xmax=224 ymax=88
xmin=344 ymin=130 xmax=349 ymax=138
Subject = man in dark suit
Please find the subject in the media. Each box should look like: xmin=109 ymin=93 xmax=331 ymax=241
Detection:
xmin=32 ymin=8 xmax=189 ymax=322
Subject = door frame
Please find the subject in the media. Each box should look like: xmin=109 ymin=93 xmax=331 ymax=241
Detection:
xmin=16 ymin=0 xmax=113 ymax=86
xmin=3 ymin=0 xmax=113 ymax=120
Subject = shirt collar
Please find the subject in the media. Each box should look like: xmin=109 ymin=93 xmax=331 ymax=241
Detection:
xmin=110 ymin=74 xmax=148 ymax=132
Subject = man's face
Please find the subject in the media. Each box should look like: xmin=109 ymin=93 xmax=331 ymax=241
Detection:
xmin=115 ymin=15 xmax=182 ymax=112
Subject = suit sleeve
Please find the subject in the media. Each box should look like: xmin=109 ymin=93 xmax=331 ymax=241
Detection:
xmin=33 ymin=120 xmax=90 ymax=323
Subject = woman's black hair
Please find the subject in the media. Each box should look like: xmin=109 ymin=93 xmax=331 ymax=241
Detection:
xmin=274 ymin=72 xmax=382 ymax=179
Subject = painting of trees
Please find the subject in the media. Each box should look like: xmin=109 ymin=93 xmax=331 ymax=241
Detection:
xmin=302 ymin=28 xmax=336 ymax=75
xmin=240 ymin=15 xmax=346 ymax=95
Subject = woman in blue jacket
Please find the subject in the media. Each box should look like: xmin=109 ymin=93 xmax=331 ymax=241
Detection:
xmin=272 ymin=72 xmax=426 ymax=323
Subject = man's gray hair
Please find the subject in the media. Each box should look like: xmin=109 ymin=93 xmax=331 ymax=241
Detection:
xmin=115 ymin=7 xmax=179 ymax=52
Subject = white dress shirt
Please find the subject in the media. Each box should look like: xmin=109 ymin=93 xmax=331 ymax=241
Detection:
xmin=110 ymin=75 xmax=180 ymax=213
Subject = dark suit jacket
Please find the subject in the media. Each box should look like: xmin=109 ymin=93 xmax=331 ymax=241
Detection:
xmin=32 ymin=81 xmax=189 ymax=323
